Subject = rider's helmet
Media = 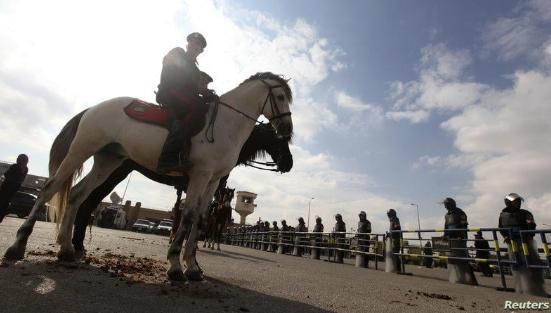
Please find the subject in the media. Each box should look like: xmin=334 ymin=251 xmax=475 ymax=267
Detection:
xmin=505 ymin=193 xmax=524 ymax=207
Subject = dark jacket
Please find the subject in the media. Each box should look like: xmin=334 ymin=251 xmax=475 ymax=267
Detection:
xmin=388 ymin=216 xmax=401 ymax=240
xmin=498 ymin=207 xmax=536 ymax=239
xmin=156 ymin=47 xmax=201 ymax=106
xmin=443 ymin=207 xmax=469 ymax=239
xmin=313 ymin=223 xmax=324 ymax=232
xmin=1 ymin=164 xmax=28 ymax=189
xmin=334 ymin=221 xmax=346 ymax=233
xmin=358 ymin=219 xmax=372 ymax=234
xmin=474 ymin=236 xmax=490 ymax=259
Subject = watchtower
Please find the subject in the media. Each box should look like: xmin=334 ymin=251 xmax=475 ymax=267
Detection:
xmin=234 ymin=191 xmax=257 ymax=225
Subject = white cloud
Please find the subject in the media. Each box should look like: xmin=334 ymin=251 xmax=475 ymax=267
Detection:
xmin=387 ymin=43 xmax=488 ymax=123
xmin=385 ymin=109 xmax=430 ymax=124
xmin=385 ymin=9 xmax=551 ymax=228
xmin=437 ymin=69 xmax=551 ymax=227
xmin=481 ymin=0 xmax=551 ymax=61
xmin=412 ymin=155 xmax=441 ymax=169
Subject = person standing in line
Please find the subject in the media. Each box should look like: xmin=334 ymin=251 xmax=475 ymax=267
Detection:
xmin=440 ymin=197 xmax=478 ymax=285
xmin=473 ymin=231 xmax=492 ymax=277
xmin=0 ymin=154 xmax=29 ymax=223
xmin=424 ymin=241 xmax=434 ymax=268
xmin=333 ymin=213 xmax=346 ymax=263
xmin=498 ymin=193 xmax=548 ymax=297
xmin=387 ymin=209 xmax=402 ymax=270
xmin=357 ymin=211 xmax=372 ymax=263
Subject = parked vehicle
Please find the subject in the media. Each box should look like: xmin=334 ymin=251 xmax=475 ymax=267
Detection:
xmin=155 ymin=220 xmax=173 ymax=236
xmin=148 ymin=221 xmax=157 ymax=233
xmin=7 ymin=191 xmax=37 ymax=218
xmin=97 ymin=205 xmax=127 ymax=230
xmin=132 ymin=219 xmax=152 ymax=233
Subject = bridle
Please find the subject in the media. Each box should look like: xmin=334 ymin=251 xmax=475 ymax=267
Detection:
xmin=259 ymin=79 xmax=292 ymax=123
xmin=206 ymin=79 xmax=292 ymax=142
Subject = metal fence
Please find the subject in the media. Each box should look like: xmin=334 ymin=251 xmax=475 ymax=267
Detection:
xmin=390 ymin=227 xmax=551 ymax=291
xmin=223 ymin=230 xmax=385 ymax=268
xmin=221 ymin=227 xmax=550 ymax=292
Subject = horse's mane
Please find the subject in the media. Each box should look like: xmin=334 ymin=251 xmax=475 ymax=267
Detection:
xmin=238 ymin=123 xmax=292 ymax=165
xmin=240 ymin=72 xmax=293 ymax=104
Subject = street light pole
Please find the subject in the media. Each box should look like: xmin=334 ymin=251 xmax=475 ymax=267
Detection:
xmin=411 ymin=203 xmax=422 ymax=248
xmin=307 ymin=197 xmax=314 ymax=231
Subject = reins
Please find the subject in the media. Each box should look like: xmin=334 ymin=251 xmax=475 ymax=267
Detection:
xmin=246 ymin=160 xmax=280 ymax=172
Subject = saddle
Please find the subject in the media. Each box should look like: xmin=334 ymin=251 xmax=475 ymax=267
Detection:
xmin=123 ymin=99 xmax=207 ymax=137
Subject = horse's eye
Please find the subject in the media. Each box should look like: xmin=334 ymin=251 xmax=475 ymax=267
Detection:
xmin=277 ymin=95 xmax=285 ymax=101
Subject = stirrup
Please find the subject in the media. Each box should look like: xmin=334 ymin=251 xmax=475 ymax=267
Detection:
xmin=178 ymin=153 xmax=194 ymax=171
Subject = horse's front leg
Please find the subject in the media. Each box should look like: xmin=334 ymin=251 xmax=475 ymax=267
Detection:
xmin=182 ymin=223 xmax=203 ymax=281
xmin=166 ymin=214 xmax=192 ymax=281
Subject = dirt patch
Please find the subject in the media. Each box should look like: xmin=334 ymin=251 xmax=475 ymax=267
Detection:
xmin=416 ymin=291 xmax=453 ymax=300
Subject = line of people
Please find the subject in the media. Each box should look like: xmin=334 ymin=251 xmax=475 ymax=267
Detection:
xmin=224 ymin=192 xmax=547 ymax=297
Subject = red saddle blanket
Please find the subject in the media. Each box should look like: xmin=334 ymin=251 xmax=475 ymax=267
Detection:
xmin=124 ymin=99 xmax=168 ymax=127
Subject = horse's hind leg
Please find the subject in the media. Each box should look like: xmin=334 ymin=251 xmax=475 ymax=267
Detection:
xmin=4 ymin=160 xmax=88 ymax=260
xmin=57 ymin=153 xmax=125 ymax=262
xmin=72 ymin=162 xmax=132 ymax=259
xmin=4 ymin=199 xmax=49 ymax=260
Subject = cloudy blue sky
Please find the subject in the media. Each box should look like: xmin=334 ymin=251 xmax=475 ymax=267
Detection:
xmin=1 ymin=0 xmax=551 ymax=233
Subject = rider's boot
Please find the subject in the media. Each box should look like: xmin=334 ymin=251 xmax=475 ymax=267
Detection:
xmin=156 ymin=120 xmax=194 ymax=174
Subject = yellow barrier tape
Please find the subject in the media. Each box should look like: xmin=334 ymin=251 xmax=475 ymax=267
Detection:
xmin=470 ymin=228 xmax=480 ymax=232
xmin=522 ymin=242 xmax=529 ymax=256
xmin=410 ymin=254 xmax=418 ymax=258
xmin=434 ymin=229 xmax=444 ymax=232
xmin=543 ymin=243 xmax=549 ymax=256
xmin=439 ymin=256 xmax=448 ymax=260
xmin=511 ymin=240 xmax=518 ymax=252
xmin=474 ymin=258 xmax=487 ymax=263
xmin=493 ymin=240 xmax=499 ymax=252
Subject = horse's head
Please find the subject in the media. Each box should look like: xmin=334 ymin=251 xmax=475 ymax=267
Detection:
xmin=240 ymin=123 xmax=293 ymax=173
xmin=242 ymin=72 xmax=293 ymax=138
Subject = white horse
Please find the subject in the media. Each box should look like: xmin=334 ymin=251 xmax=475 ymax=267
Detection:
xmin=4 ymin=72 xmax=293 ymax=281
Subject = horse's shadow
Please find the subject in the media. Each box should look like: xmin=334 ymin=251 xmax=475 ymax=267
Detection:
xmin=0 ymin=256 xmax=332 ymax=313
xmin=198 ymin=248 xmax=276 ymax=264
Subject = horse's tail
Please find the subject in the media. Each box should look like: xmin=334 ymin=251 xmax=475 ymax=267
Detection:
xmin=47 ymin=109 xmax=87 ymax=227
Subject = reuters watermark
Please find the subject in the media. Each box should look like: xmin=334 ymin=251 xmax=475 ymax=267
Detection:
xmin=504 ymin=301 xmax=550 ymax=310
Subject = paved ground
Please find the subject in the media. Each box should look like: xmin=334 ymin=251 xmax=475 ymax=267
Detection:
xmin=0 ymin=216 xmax=549 ymax=312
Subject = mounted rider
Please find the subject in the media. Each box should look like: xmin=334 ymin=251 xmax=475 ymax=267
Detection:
xmin=155 ymin=32 xmax=213 ymax=174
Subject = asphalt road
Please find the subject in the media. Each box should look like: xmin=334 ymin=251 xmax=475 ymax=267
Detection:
xmin=0 ymin=216 xmax=549 ymax=312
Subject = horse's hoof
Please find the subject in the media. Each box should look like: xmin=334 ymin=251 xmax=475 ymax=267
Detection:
xmin=74 ymin=249 xmax=86 ymax=260
xmin=57 ymin=250 xmax=76 ymax=262
xmin=167 ymin=268 xmax=188 ymax=281
xmin=4 ymin=245 xmax=25 ymax=260
xmin=184 ymin=269 xmax=204 ymax=281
